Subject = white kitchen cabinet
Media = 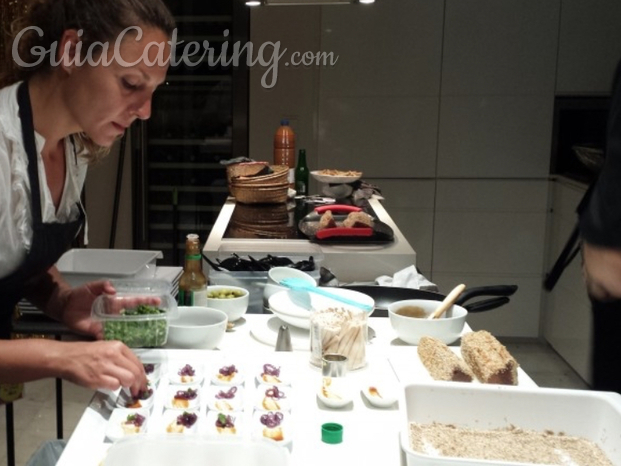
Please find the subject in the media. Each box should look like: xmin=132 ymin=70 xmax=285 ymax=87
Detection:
xmin=437 ymin=0 xmax=559 ymax=178
xmin=376 ymin=179 xmax=436 ymax=276
xmin=437 ymin=95 xmax=553 ymax=178
xmin=556 ymin=0 xmax=621 ymax=95
xmin=430 ymin=179 xmax=549 ymax=337
xmin=442 ymin=0 xmax=559 ymax=96
xmin=319 ymin=0 xmax=443 ymax=98
xmin=542 ymin=177 xmax=591 ymax=383
xmin=248 ymin=6 xmax=322 ymax=167
xmin=318 ymin=96 xmax=439 ymax=178
xmin=317 ymin=0 xmax=444 ymax=178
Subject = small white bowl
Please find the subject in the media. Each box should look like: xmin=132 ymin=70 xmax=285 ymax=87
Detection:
xmin=361 ymin=383 xmax=398 ymax=409
xmin=160 ymin=409 xmax=200 ymax=435
xmin=211 ymin=363 xmax=245 ymax=386
xmin=263 ymin=267 xmax=317 ymax=308
xmin=167 ymin=306 xmax=227 ymax=350
xmin=205 ymin=411 xmax=243 ymax=438
xmin=206 ymin=386 xmax=244 ymax=412
xmin=255 ymin=384 xmax=291 ymax=412
xmin=105 ymin=408 xmax=149 ymax=442
xmin=206 ymin=285 xmax=249 ymax=322
xmin=142 ymin=363 xmax=161 ymax=385
xmin=387 ymin=299 xmax=467 ymax=345
xmin=256 ymin=362 xmax=290 ymax=386
xmin=253 ymin=411 xmax=292 ymax=450
xmin=168 ymin=363 xmax=204 ymax=385
xmin=116 ymin=387 xmax=155 ymax=410
xmin=166 ymin=385 xmax=201 ymax=410
xmin=317 ymin=377 xmax=352 ymax=409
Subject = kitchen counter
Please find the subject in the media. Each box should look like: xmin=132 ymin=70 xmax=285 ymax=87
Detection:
xmin=56 ymin=315 xmax=536 ymax=466
xmin=204 ymin=196 xmax=417 ymax=283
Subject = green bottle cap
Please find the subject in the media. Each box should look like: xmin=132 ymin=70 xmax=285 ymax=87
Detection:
xmin=321 ymin=422 xmax=343 ymax=444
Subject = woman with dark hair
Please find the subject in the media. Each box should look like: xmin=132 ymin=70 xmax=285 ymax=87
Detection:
xmin=0 ymin=0 xmax=174 ymax=393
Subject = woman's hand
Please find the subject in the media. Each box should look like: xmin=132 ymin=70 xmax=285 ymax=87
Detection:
xmin=59 ymin=281 xmax=161 ymax=339
xmin=57 ymin=340 xmax=148 ymax=396
xmin=582 ymin=242 xmax=621 ymax=300
xmin=0 ymin=339 xmax=147 ymax=395
xmin=59 ymin=280 xmax=116 ymax=339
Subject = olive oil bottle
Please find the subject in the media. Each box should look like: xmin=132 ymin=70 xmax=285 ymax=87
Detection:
xmin=178 ymin=233 xmax=208 ymax=306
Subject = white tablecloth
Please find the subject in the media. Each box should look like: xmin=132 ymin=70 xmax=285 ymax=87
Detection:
xmin=57 ymin=315 xmax=536 ymax=466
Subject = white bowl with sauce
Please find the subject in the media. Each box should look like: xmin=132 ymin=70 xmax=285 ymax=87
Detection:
xmin=387 ymin=299 xmax=467 ymax=345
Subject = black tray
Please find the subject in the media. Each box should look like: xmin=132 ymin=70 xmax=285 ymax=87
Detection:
xmin=298 ymin=204 xmax=394 ymax=243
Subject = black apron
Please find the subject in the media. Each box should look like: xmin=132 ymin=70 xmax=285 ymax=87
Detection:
xmin=0 ymin=82 xmax=85 ymax=339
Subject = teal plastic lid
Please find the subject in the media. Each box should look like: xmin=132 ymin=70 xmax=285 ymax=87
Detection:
xmin=321 ymin=423 xmax=343 ymax=444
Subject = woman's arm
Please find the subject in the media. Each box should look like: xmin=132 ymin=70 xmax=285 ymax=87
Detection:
xmin=0 ymin=338 xmax=147 ymax=394
xmin=22 ymin=266 xmax=71 ymax=321
xmin=22 ymin=267 xmax=114 ymax=338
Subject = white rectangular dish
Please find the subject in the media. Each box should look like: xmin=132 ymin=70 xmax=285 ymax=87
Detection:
xmin=102 ymin=436 xmax=290 ymax=466
xmin=56 ymin=248 xmax=162 ymax=287
xmin=400 ymin=382 xmax=621 ymax=466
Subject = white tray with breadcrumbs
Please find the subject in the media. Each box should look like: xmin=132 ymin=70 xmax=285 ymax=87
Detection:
xmin=400 ymin=382 xmax=621 ymax=466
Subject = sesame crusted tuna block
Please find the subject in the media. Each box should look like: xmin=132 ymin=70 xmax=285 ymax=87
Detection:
xmin=418 ymin=336 xmax=474 ymax=382
xmin=460 ymin=330 xmax=518 ymax=385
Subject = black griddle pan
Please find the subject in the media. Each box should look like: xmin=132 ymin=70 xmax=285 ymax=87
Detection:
xmin=298 ymin=204 xmax=394 ymax=243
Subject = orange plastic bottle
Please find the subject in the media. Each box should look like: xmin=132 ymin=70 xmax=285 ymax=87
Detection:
xmin=274 ymin=119 xmax=296 ymax=186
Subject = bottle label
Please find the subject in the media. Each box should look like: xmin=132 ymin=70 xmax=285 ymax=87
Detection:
xmin=178 ymin=287 xmax=208 ymax=306
xmin=295 ymin=181 xmax=307 ymax=196
xmin=193 ymin=290 xmax=208 ymax=306
xmin=288 ymin=168 xmax=295 ymax=184
xmin=178 ymin=290 xmax=189 ymax=306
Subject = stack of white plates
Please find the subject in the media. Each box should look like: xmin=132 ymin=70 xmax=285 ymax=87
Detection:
xmin=268 ymin=288 xmax=375 ymax=329
xmin=154 ymin=266 xmax=183 ymax=301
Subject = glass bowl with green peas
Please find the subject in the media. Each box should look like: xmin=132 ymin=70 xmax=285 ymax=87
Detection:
xmin=206 ymin=285 xmax=249 ymax=322
xmin=91 ymin=279 xmax=178 ymax=348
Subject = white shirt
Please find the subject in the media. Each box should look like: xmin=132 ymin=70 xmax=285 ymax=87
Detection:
xmin=0 ymin=82 xmax=88 ymax=280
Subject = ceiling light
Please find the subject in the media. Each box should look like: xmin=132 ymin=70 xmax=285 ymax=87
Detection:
xmin=358 ymin=0 xmax=375 ymax=3
xmin=264 ymin=0 xmax=352 ymax=5
xmin=245 ymin=0 xmax=262 ymax=5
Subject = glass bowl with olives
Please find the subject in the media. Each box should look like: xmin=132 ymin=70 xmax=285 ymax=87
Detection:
xmin=206 ymin=285 xmax=249 ymax=322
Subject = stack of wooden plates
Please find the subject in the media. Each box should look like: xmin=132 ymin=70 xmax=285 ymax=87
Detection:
xmin=228 ymin=164 xmax=289 ymax=204
xmin=227 ymin=203 xmax=296 ymax=238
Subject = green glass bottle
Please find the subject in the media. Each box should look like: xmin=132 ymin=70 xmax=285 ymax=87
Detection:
xmin=295 ymin=149 xmax=309 ymax=196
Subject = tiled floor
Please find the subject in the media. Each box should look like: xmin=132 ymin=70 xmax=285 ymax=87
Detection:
xmin=0 ymin=338 xmax=589 ymax=466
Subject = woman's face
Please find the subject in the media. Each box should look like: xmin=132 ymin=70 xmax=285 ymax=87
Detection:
xmin=64 ymin=27 xmax=171 ymax=148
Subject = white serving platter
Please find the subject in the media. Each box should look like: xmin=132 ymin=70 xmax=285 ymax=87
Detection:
xmin=310 ymin=170 xmax=362 ymax=185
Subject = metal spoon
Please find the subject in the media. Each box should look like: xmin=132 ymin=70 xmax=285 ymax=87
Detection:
xmin=428 ymin=284 xmax=466 ymax=319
